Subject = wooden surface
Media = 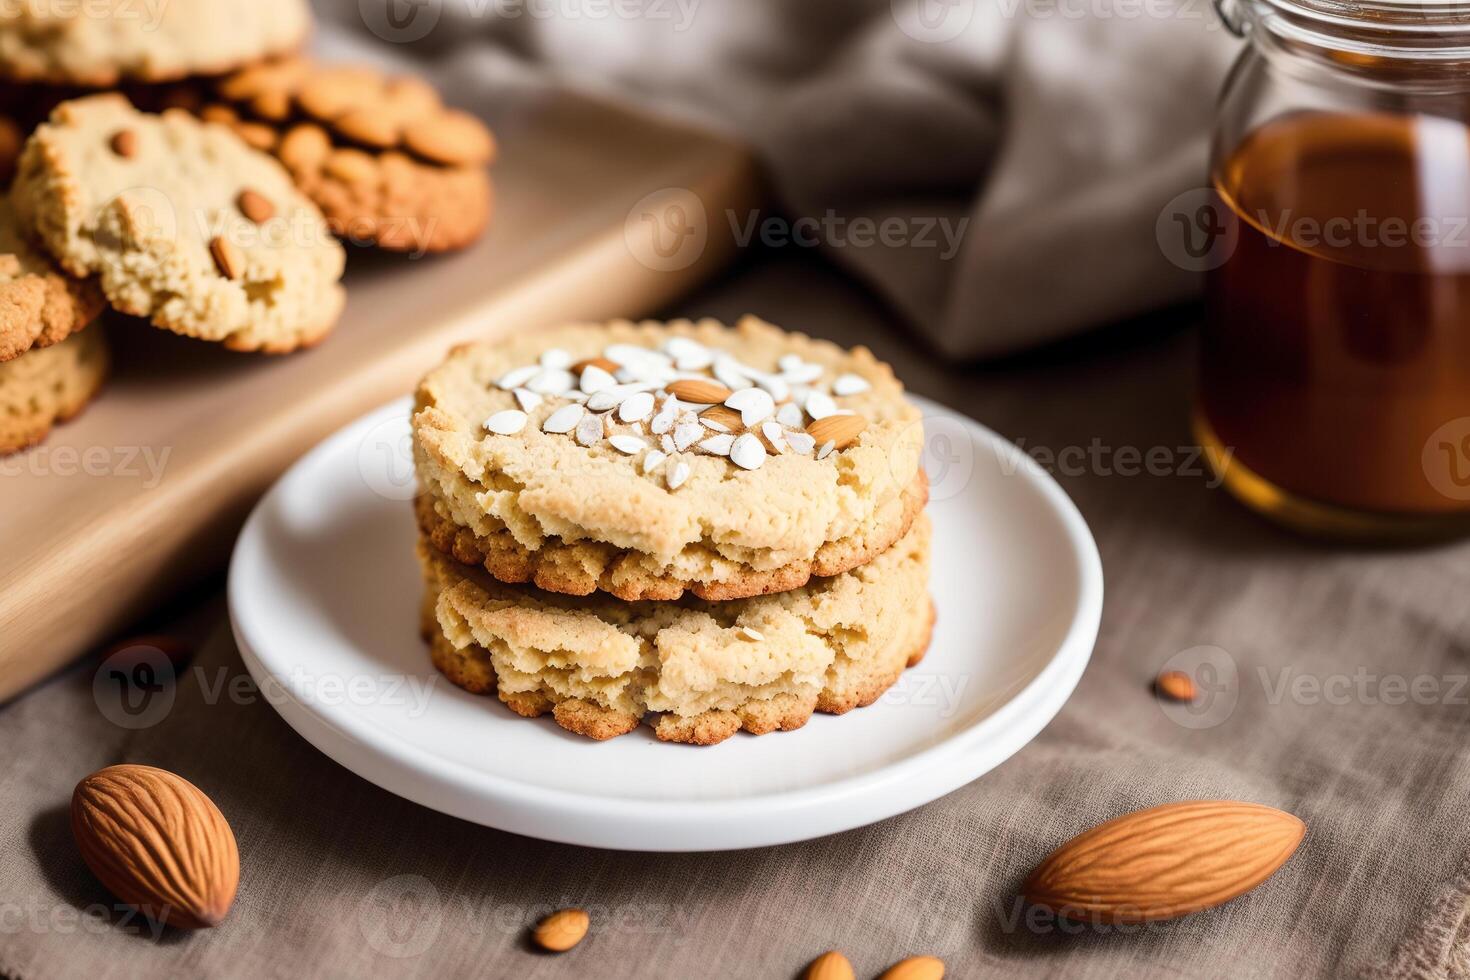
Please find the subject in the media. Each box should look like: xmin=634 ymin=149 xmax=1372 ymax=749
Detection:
xmin=0 ymin=91 xmax=760 ymax=702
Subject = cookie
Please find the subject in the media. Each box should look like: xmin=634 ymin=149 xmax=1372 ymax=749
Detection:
xmin=0 ymin=324 xmax=107 ymax=454
xmin=0 ymin=198 xmax=103 ymax=363
xmin=207 ymin=59 xmax=495 ymax=253
xmin=413 ymin=316 xmax=928 ymax=602
xmin=0 ymin=0 xmax=312 ymax=86
xmin=11 ymin=95 xmax=346 ymax=353
xmin=421 ymin=514 xmax=934 ymax=745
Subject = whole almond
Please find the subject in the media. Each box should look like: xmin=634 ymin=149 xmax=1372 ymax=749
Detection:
xmin=1155 ymin=669 xmax=1197 ymax=702
xmin=805 ymin=950 xmax=855 ymax=980
xmin=1023 ymin=800 xmax=1305 ymax=924
xmin=572 ymin=357 xmax=621 ymax=375
xmin=879 ymin=956 xmax=945 ymax=980
xmin=533 ymin=907 xmax=589 ymax=952
xmin=668 ymin=379 xmax=733 ymax=405
xmin=807 ymin=414 xmax=867 ymax=450
xmin=71 ymin=765 xmax=238 ymax=929
xmin=109 ymin=129 xmax=138 ymax=158
xmin=700 ymin=405 xmax=746 ymax=431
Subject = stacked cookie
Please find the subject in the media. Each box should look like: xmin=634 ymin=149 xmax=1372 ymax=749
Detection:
xmin=0 ymin=0 xmax=498 ymax=453
xmin=413 ymin=317 xmax=934 ymax=745
xmin=0 ymin=198 xmax=105 ymax=453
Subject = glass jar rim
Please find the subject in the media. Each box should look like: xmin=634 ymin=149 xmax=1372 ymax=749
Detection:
xmin=1243 ymin=0 xmax=1470 ymax=57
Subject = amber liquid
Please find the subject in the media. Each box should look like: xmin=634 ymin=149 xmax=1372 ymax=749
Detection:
xmin=1202 ymin=111 xmax=1470 ymax=521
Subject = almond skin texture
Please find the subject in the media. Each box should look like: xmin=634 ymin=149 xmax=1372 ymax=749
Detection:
xmin=533 ymin=907 xmax=589 ymax=952
xmin=71 ymin=764 xmax=239 ymax=929
xmin=668 ymin=379 xmax=733 ymax=404
xmin=699 ymin=405 xmax=746 ymax=431
xmin=808 ymin=414 xmax=867 ymax=450
xmin=879 ymin=956 xmax=945 ymax=979
xmin=572 ymin=357 xmax=620 ymax=375
xmin=1023 ymin=800 xmax=1305 ymax=924
xmin=805 ymin=950 xmax=855 ymax=980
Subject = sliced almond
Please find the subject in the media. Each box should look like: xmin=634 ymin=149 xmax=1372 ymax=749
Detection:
xmin=209 ymin=236 xmax=243 ymax=280
xmin=236 ymin=189 xmax=275 ymax=225
xmin=669 ymin=379 xmax=734 ymax=405
xmin=807 ymin=415 xmax=867 ymax=451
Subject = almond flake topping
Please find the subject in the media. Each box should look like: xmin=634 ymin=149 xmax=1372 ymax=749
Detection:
xmin=816 ymin=440 xmax=836 ymax=460
xmin=513 ymin=388 xmax=542 ymax=413
xmin=738 ymin=627 xmax=764 ymax=641
xmin=527 ymin=368 xmax=575 ymax=395
xmin=833 ymin=373 xmax=871 ymax=396
xmin=726 ymin=387 xmax=775 ymax=427
xmin=667 ymin=459 xmax=691 ymax=490
xmin=805 ymin=390 xmax=839 ymax=420
xmin=540 ymin=348 xmax=572 ymax=370
xmin=699 ymin=434 xmax=735 ymax=456
xmin=729 ymin=433 xmax=767 ymax=471
xmin=483 ymin=410 xmax=528 ymax=435
xmin=673 ymin=421 xmax=703 ymax=452
xmin=776 ymin=403 xmax=805 ymax=429
xmin=575 ymin=413 xmax=605 ymax=447
xmin=543 ymin=404 xmax=585 ymax=433
xmin=643 ymin=449 xmax=667 ymax=473
xmin=497 ymin=365 xmax=539 ymax=390
xmin=618 ymin=392 xmax=655 ymax=423
xmin=609 ymin=434 xmax=646 ymax=455
xmin=785 ymin=430 xmax=817 ymax=455
xmin=579 ymin=365 xmax=618 ymax=394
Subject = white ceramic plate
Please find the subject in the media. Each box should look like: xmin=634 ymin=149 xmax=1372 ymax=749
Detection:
xmin=228 ymin=396 xmax=1102 ymax=851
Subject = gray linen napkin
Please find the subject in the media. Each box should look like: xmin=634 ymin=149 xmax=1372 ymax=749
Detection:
xmin=2 ymin=254 xmax=1470 ymax=979
xmin=321 ymin=0 xmax=1239 ymax=357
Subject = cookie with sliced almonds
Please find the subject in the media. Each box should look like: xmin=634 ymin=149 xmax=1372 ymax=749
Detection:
xmin=205 ymin=57 xmax=495 ymax=253
xmin=413 ymin=315 xmax=927 ymax=602
xmin=10 ymin=95 xmax=344 ymax=352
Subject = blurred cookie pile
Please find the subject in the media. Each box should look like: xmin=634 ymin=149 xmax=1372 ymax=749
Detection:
xmin=0 ymin=0 xmax=496 ymax=454
xmin=413 ymin=317 xmax=934 ymax=745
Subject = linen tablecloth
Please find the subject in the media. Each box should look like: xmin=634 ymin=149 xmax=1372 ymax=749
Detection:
xmin=2 ymin=251 xmax=1469 ymax=979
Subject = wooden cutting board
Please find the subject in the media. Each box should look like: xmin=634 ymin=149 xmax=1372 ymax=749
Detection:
xmin=0 ymin=91 xmax=760 ymax=702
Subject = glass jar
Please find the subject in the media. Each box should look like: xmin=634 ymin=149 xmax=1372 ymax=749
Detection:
xmin=1199 ymin=0 xmax=1470 ymax=539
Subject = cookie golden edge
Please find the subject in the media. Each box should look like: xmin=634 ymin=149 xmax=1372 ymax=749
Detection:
xmin=415 ymin=467 xmax=930 ymax=602
xmin=418 ymin=517 xmax=936 ymax=746
xmin=0 ymin=324 xmax=108 ymax=454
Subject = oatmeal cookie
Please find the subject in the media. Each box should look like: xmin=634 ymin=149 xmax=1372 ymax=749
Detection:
xmin=0 ymin=197 xmax=101 ymax=362
xmin=420 ymin=514 xmax=934 ymax=745
xmin=10 ymin=95 xmax=345 ymax=352
xmin=0 ymin=0 xmax=312 ymax=86
xmin=413 ymin=317 xmax=927 ymax=601
xmin=204 ymin=58 xmax=494 ymax=253
xmin=0 ymin=324 xmax=107 ymax=454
